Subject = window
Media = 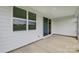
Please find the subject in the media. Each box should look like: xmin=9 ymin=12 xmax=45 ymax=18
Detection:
xmin=13 ymin=19 xmax=26 ymax=31
xmin=28 ymin=12 xmax=36 ymax=30
xmin=13 ymin=7 xmax=37 ymax=31
xmin=28 ymin=12 xmax=36 ymax=20
xmin=28 ymin=20 xmax=36 ymax=30
xmin=13 ymin=7 xmax=27 ymax=31
xmin=13 ymin=7 xmax=27 ymax=19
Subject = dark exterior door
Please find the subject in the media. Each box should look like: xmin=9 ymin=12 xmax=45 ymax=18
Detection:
xmin=49 ymin=19 xmax=51 ymax=34
xmin=43 ymin=17 xmax=49 ymax=36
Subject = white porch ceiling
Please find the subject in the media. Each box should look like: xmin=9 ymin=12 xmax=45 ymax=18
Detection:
xmin=29 ymin=6 xmax=78 ymax=19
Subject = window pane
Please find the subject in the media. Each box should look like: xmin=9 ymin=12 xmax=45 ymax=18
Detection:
xmin=13 ymin=7 xmax=27 ymax=19
xmin=28 ymin=11 xmax=36 ymax=30
xmin=28 ymin=21 xmax=36 ymax=30
xmin=28 ymin=12 xmax=36 ymax=20
xmin=13 ymin=19 xmax=26 ymax=31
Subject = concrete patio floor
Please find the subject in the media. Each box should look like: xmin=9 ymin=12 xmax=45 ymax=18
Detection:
xmin=10 ymin=35 xmax=79 ymax=53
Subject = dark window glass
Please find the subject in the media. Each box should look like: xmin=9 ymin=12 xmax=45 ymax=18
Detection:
xmin=28 ymin=11 xmax=36 ymax=30
xmin=13 ymin=19 xmax=26 ymax=31
xmin=28 ymin=12 xmax=36 ymax=20
xmin=13 ymin=7 xmax=26 ymax=19
xmin=28 ymin=21 xmax=36 ymax=30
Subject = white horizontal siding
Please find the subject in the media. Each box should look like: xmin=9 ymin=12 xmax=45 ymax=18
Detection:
xmin=0 ymin=6 xmax=45 ymax=52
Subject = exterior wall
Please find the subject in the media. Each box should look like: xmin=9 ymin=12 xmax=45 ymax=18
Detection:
xmin=0 ymin=6 xmax=53 ymax=53
xmin=53 ymin=16 xmax=77 ymax=36
xmin=0 ymin=6 xmax=77 ymax=53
